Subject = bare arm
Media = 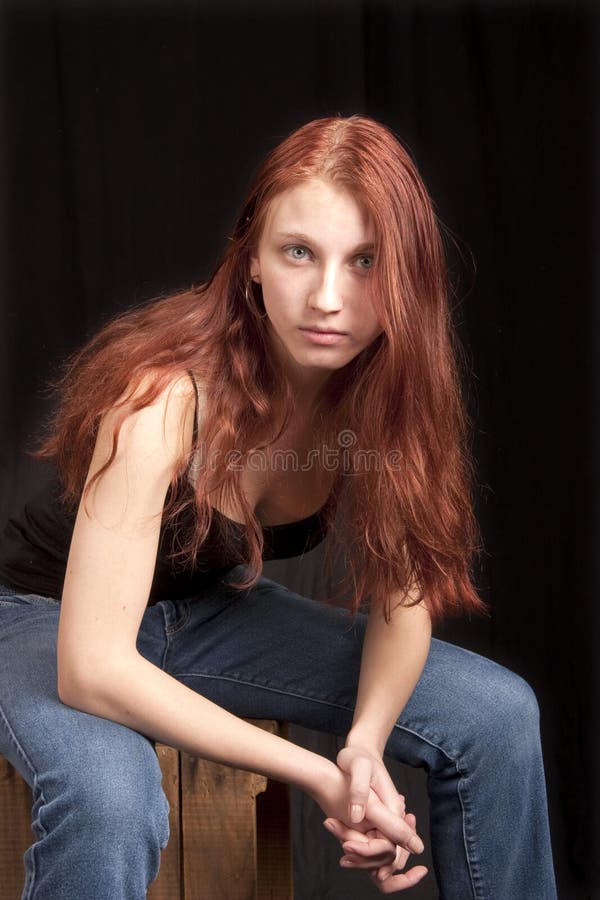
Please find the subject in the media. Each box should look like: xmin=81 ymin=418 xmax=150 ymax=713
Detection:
xmin=346 ymin=595 xmax=432 ymax=759
xmin=337 ymin=595 xmax=431 ymax=827
xmin=58 ymin=375 xmax=322 ymax=788
xmin=56 ymin=374 xmax=420 ymax=850
xmin=327 ymin=597 xmax=431 ymax=889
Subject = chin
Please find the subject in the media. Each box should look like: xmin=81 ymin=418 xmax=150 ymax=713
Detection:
xmin=297 ymin=353 xmax=357 ymax=375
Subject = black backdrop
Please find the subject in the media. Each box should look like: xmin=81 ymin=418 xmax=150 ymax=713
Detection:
xmin=1 ymin=1 xmax=598 ymax=898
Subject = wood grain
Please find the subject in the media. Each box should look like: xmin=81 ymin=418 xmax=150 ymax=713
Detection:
xmin=0 ymin=755 xmax=33 ymax=897
xmin=148 ymin=743 xmax=182 ymax=899
xmin=1 ymin=722 xmax=292 ymax=899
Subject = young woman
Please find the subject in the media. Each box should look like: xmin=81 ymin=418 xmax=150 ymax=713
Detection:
xmin=0 ymin=116 xmax=556 ymax=898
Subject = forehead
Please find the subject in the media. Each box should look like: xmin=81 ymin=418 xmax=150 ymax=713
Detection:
xmin=260 ymin=178 xmax=375 ymax=243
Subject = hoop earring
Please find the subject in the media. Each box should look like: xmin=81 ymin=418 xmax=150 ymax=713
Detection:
xmin=244 ymin=279 xmax=268 ymax=320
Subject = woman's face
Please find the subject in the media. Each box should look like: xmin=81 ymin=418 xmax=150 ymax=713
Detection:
xmin=250 ymin=178 xmax=383 ymax=394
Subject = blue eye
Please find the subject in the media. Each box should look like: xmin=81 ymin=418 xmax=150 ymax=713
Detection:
xmin=356 ymin=255 xmax=374 ymax=269
xmin=286 ymin=246 xmax=310 ymax=260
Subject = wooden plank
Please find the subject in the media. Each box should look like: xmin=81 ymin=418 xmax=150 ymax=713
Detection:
xmin=1 ymin=721 xmax=293 ymax=900
xmin=149 ymin=743 xmax=182 ymax=900
xmin=256 ymin=776 xmax=293 ymax=900
xmin=254 ymin=721 xmax=292 ymax=900
xmin=180 ymin=750 xmax=267 ymax=900
xmin=0 ymin=756 xmax=33 ymax=897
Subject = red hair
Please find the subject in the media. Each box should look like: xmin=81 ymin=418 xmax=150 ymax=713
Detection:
xmin=37 ymin=115 xmax=486 ymax=623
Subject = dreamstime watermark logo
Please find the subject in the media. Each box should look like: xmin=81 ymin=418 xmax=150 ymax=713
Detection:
xmin=192 ymin=430 xmax=403 ymax=474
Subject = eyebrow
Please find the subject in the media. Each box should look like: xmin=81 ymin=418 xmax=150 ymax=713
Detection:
xmin=274 ymin=231 xmax=376 ymax=253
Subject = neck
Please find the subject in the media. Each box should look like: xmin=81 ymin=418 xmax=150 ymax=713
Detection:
xmin=266 ymin=327 xmax=331 ymax=414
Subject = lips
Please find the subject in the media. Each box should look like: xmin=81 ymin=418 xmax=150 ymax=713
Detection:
xmin=299 ymin=327 xmax=347 ymax=335
xmin=299 ymin=327 xmax=348 ymax=346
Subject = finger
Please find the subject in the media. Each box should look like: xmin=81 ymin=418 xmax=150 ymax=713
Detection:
xmin=340 ymin=830 xmax=398 ymax=869
xmin=371 ymin=866 xmax=428 ymax=893
xmin=365 ymin=797 xmax=425 ymax=855
xmin=400 ymin=812 xmax=417 ymax=838
xmin=375 ymin=813 xmax=417 ymax=877
xmin=347 ymin=755 xmax=373 ymax=823
xmin=375 ymin=849 xmax=406 ymax=883
xmin=377 ymin=845 xmax=409 ymax=879
xmin=338 ymin=749 xmax=405 ymax=819
xmin=341 ymin=849 xmax=396 ymax=869
xmin=342 ymin=837 xmax=397 ymax=863
xmin=323 ymin=818 xmax=371 ymax=845
xmin=369 ymin=765 xmax=406 ymax=817
xmin=342 ymin=837 xmax=395 ymax=854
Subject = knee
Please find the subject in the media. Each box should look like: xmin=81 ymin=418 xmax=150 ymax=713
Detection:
xmin=88 ymin=760 xmax=169 ymax=848
xmin=41 ymin=737 xmax=170 ymax=852
xmin=468 ymin=662 xmax=541 ymax=763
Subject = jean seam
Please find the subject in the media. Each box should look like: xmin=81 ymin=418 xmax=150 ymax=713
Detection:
xmin=159 ymin=602 xmax=192 ymax=674
xmin=387 ymin=721 xmax=480 ymax=900
xmin=390 ymin=723 xmax=479 ymax=900
xmin=457 ymin=766 xmax=481 ymax=900
xmin=173 ymin=670 xmax=363 ymax=710
xmin=23 ymin=785 xmax=48 ymax=900
xmin=164 ymin=601 xmax=191 ymax=636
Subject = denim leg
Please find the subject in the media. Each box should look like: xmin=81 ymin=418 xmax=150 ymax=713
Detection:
xmin=0 ymin=591 xmax=171 ymax=900
xmin=0 ymin=574 xmax=557 ymax=900
xmin=387 ymin=641 xmax=557 ymax=900
xmin=162 ymin=569 xmax=557 ymax=900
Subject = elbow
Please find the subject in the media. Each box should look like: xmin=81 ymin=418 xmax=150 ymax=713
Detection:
xmin=57 ymin=661 xmax=95 ymax=709
xmin=56 ymin=653 xmax=114 ymax=713
xmin=57 ymin=648 xmax=139 ymax=716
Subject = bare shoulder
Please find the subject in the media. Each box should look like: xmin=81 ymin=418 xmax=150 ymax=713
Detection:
xmin=120 ymin=368 xmax=197 ymax=404
xmin=115 ymin=369 xmax=197 ymax=418
xmin=165 ymin=370 xmax=198 ymax=401
xmin=89 ymin=370 xmax=199 ymax=483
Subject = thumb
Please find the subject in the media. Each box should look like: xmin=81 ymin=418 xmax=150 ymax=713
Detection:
xmin=347 ymin=755 xmax=373 ymax=824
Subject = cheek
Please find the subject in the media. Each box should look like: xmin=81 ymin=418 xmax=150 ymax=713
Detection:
xmin=360 ymin=303 xmax=383 ymax=338
xmin=262 ymin=270 xmax=300 ymax=313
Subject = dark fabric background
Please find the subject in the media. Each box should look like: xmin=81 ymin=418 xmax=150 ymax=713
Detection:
xmin=1 ymin=1 xmax=597 ymax=897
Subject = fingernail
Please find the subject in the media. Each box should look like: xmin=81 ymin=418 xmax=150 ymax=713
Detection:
xmin=323 ymin=820 xmax=336 ymax=833
xmin=350 ymin=804 xmax=363 ymax=823
xmin=340 ymin=858 xmax=355 ymax=867
xmin=409 ymin=835 xmax=424 ymax=854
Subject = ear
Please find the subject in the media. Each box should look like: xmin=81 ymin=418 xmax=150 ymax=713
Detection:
xmin=249 ymin=249 xmax=262 ymax=283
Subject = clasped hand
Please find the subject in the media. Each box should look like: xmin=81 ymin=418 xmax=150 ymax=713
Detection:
xmin=317 ymin=746 xmax=428 ymax=893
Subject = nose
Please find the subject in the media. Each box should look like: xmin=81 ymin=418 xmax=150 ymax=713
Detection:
xmin=308 ymin=263 xmax=344 ymax=312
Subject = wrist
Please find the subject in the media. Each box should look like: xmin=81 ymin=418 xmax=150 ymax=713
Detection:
xmin=345 ymin=725 xmax=386 ymax=759
xmin=297 ymin=751 xmax=341 ymax=800
xmin=303 ymin=756 xmax=346 ymax=811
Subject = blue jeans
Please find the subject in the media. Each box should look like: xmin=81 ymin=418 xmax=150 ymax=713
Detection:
xmin=0 ymin=570 xmax=557 ymax=900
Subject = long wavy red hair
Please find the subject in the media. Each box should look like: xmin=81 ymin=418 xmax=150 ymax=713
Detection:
xmin=37 ymin=115 xmax=486 ymax=623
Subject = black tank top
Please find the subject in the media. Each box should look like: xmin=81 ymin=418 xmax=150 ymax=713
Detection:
xmin=0 ymin=381 xmax=334 ymax=602
xmin=0 ymin=474 xmax=332 ymax=603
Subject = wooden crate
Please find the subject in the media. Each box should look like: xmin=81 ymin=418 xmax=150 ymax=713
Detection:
xmin=1 ymin=721 xmax=292 ymax=899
